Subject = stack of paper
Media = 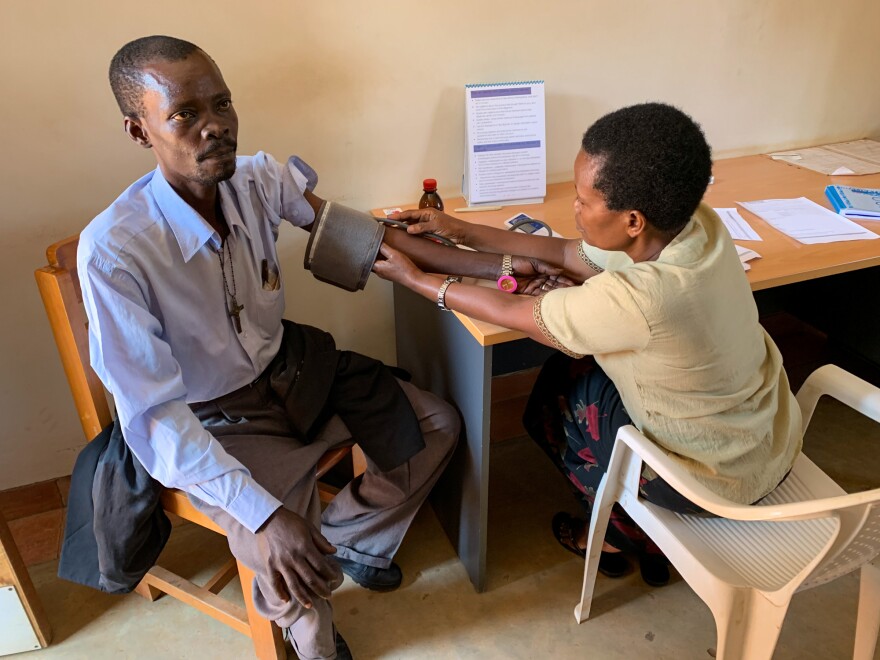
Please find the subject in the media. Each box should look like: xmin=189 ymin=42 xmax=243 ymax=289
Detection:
xmin=736 ymin=245 xmax=761 ymax=271
xmin=768 ymin=139 xmax=880 ymax=176
xmin=737 ymin=198 xmax=878 ymax=244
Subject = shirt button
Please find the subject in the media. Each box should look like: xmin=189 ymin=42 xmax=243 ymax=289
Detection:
xmin=243 ymin=332 xmax=249 ymax=339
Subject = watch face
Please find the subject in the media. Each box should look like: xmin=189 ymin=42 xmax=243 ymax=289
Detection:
xmin=497 ymin=275 xmax=518 ymax=293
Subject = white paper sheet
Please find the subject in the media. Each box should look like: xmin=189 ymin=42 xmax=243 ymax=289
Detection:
xmin=768 ymin=139 xmax=880 ymax=176
xmin=715 ymin=207 xmax=762 ymax=241
xmin=735 ymin=244 xmax=761 ymax=271
xmin=737 ymin=197 xmax=879 ymax=244
xmin=736 ymin=245 xmax=761 ymax=262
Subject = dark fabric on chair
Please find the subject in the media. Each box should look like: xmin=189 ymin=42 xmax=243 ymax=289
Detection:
xmin=58 ymin=419 xmax=171 ymax=594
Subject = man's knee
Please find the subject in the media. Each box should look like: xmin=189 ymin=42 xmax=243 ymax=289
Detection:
xmin=407 ymin=384 xmax=460 ymax=459
xmin=426 ymin=395 xmax=460 ymax=460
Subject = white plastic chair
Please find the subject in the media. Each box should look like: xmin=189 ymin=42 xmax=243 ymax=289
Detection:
xmin=574 ymin=364 xmax=880 ymax=660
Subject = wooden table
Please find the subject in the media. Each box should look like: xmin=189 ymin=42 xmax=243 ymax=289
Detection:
xmin=378 ymin=155 xmax=880 ymax=591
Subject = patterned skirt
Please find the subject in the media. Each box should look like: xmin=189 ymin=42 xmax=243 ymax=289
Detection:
xmin=522 ymin=353 xmax=706 ymax=555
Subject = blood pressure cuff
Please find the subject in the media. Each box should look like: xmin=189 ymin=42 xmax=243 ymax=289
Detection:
xmin=304 ymin=201 xmax=385 ymax=292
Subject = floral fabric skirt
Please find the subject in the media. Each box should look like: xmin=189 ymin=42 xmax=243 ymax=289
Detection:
xmin=522 ymin=353 xmax=706 ymax=555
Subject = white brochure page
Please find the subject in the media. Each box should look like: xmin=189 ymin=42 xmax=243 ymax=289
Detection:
xmin=464 ymin=82 xmax=546 ymax=205
xmin=715 ymin=207 xmax=762 ymax=241
xmin=737 ymin=197 xmax=879 ymax=244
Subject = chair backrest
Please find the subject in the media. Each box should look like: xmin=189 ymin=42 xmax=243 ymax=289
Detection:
xmin=795 ymin=365 xmax=880 ymax=590
xmin=35 ymin=235 xmax=112 ymax=442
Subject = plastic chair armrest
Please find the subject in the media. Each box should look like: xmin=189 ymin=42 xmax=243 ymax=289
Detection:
xmin=616 ymin=425 xmax=880 ymax=522
xmin=797 ymin=364 xmax=880 ymax=430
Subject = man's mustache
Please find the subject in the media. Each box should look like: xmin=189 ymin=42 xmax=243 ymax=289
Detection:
xmin=198 ymin=140 xmax=238 ymax=161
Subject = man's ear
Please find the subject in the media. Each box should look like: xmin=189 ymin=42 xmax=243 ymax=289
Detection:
xmin=124 ymin=117 xmax=152 ymax=149
xmin=625 ymin=210 xmax=647 ymax=238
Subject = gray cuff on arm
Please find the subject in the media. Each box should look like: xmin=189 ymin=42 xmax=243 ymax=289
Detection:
xmin=304 ymin=201 xmax=386 ymax=292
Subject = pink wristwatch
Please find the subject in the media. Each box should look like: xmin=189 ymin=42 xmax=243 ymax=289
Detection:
xmin=497 ymin=254 xmax=517 ymax=293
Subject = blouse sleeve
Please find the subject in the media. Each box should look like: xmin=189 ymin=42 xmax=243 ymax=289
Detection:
xmin=534 ymin=272 xmax=651 ymax=357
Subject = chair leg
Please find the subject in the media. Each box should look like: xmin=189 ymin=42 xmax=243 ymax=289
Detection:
xmin=854 ymin=560 xmax=880 ymax=660
xmin=133 ymin=576 xmax=163 ymax=602
xmin=712 ymin=589 xmax=789 ymax=660
xmin=574 ymin=475 xmax=615 ymax=623
xmin=352 ymin=445 xmax=367 ymax=478
xmin=237 ymin=561 xmax=285 ymax=660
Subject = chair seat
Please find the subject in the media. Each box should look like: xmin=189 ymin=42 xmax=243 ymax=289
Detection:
xmin=668 ymin=474 xmax=839 ymax=592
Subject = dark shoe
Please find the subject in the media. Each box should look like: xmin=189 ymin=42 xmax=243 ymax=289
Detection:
xmin=598 ymin=551 xmax=629 ymax=578
xmin=551 ymin=511 xmax=630 ymax=578
xmin=639 ymin=552 xmax=670 ymax=587
xmin=286 ymin=628 xmax=353 ymax=660
xmin=334 ymin=555 xmax=402 ymax=592
xmin=334 ymin=630 xmax=353 ymax=660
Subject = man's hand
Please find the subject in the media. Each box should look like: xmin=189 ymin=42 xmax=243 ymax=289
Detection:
xmin=391 ymin=208 xmax=470 ymax=246
xmin=372 ymin=242 xmax=425 ymax=286
xmin=255 ymin=507 xmax=343 ymax=610
xmin=511 ymin=256 xmax=577 ymax=296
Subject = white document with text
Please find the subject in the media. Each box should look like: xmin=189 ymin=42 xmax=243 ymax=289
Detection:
xmin=463 ymin=81 xmax=546 ymax=206
xmin=737 ymin=197 xmax=879 ymax=244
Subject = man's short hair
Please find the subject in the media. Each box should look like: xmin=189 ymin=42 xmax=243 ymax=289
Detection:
xmin=109 ymin=36 xmax=202 ymax=118
xmin=582 ymin=102 xmax=712 ymax=234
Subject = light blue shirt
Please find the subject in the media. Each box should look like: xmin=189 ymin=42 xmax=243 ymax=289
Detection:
xmin=78 ymin=152 xmax=318 ymax=533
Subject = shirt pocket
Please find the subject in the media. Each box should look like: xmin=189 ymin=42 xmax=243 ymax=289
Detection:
xmin=252 ymin=276 xmax=285 ymax=339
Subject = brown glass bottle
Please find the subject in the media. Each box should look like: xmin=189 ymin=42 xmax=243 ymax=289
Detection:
xmin=419 ymin=178 xmax=444 ymax=211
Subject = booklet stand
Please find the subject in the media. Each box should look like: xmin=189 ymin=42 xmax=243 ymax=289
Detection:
xmin=462 ymin=81 xmax=546 ymax=207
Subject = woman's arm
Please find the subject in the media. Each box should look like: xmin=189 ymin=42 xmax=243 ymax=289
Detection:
xmin=372 ymin=243 xmax=556 ymax=349
xmin=392 ymin=208 xmax=601 ymax=282
xmin=382 ymin=226 xmax=569 ymax=287
xmin=299 ymin=195 xmax=580 ymax=287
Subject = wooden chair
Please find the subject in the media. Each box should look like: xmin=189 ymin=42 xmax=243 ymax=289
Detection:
xmin=35 ymin=235 xmax=366 ymax=660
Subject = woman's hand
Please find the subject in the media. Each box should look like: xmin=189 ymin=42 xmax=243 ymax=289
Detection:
xmin=519 ymin=273 xmax=578 ymax=296
xmin=372 ymin=242 xmax=426 ymax=286
xmin=391 ymin=208 xmax=470 ymax=245
xmin=510 ymin=256 xmax=578 ymax=296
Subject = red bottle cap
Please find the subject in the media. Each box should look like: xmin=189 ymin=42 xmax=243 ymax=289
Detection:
xmin=423 ymin=178 xmax=437 ymax=192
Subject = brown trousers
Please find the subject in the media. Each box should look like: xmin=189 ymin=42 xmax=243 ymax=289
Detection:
xmin=189 ymin=378 xmax=459 ymax=659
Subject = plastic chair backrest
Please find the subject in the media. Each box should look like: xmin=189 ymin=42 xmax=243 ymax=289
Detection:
xmin=795 ymin=366 xmax=880 ymax=589
xmin=803 ymin=503 xmax=880 ymax=589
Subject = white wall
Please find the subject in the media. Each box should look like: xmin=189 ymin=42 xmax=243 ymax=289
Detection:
xmin=2 ymin=0 xmax=879 ymax=488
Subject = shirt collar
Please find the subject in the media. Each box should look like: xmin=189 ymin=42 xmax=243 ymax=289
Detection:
xmin=149 ymin=167 xmax=250 ymax=263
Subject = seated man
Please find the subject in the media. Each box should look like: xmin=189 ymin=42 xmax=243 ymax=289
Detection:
xmin=76 ymin=35 xmax=531 ymax=660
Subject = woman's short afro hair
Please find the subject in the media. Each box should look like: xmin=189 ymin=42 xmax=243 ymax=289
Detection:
xmin=582 ymin=102 xmax=712 ymax=233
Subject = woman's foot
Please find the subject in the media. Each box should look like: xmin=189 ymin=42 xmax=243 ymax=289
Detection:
xmin=551 ymin=512 xmax=630 ymax=578
xmin=639 ymin=553 xmax=670 ymax=587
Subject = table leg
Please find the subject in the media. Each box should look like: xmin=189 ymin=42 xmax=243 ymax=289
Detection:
xmin=393 ymin=284 xmax=491 ymax=591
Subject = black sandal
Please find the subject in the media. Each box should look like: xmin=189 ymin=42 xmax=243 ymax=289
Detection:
xmin=639 ymin=552 xmax=670 ymax=587
xmin=551 ymin=512 xmax=630 ymax=578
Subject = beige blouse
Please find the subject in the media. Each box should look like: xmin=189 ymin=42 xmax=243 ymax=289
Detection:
xmin=535 ymin=203 xmax=802 ymax=504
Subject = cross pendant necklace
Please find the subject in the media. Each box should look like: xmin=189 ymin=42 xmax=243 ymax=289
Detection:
xmin=217 ymin=238 xmax=244 ymax=333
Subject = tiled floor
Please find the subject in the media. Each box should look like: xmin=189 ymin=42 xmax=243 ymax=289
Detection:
xmin=17 ymin=394 xmax=880 ymax=659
